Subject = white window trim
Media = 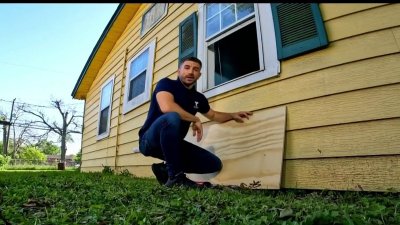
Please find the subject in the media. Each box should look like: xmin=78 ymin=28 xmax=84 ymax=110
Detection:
xmin=97 ymin=76 xmax=115 ymax=140
xmin=140 ymin=3 xmax=168 ymax=38
xmin=123 ymin=40 xmax=156 ymax=114
xmin=197 ymin=3 xmax=280 ymax=98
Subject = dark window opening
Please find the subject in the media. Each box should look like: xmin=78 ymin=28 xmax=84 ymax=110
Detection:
xmin=209 ymin=22 xmax=260 ymax=87
xmin=99 ymin=106 xmax=110 ymax=135
xmin=128 ymin=71 xmax=146 ymax=101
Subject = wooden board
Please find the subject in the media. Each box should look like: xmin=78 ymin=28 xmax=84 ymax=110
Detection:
xmin=186 ymin=106 xmax=286 ymax=189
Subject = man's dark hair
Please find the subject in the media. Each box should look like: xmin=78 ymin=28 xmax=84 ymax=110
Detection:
xmin=179 ymin=57 xmax=202 ymax=69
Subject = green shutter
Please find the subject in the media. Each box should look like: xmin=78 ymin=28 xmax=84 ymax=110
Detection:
xmin=271 ymin=3 xmax=328 ymax=60
xmin=179 ymin=12 xmax=197 ymax=64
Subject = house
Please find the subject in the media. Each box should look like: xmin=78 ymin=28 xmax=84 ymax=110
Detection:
xmin=71 ymin=3 xmax=400 ymax=192
xmin=46 ymin=154 xmax=75 ymax=166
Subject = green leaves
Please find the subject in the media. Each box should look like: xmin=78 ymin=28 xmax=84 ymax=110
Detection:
xmin=0 ymin=171 xmax=399 ymax=224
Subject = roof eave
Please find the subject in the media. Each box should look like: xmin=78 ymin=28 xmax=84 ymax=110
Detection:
xmin=71 ymin=3 xmax=141 ymax=100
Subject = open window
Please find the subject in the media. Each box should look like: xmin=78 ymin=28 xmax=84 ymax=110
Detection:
xmin=194 ymin=3 xmax=328 ymax=98
xmin=197 ymin=3 xmax=280 ymax=97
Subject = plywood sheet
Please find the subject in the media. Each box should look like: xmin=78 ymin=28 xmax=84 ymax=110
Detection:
xmin=186 ymin=106 xmax=287 ymax=189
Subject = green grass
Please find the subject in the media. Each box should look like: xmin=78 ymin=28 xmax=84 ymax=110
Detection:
xmin=0 ymin=171 xmax=399 ymax=225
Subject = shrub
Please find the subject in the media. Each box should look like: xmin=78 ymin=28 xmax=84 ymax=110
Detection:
xmin=19 ymin=146 xmax=47 ymax=162
xmin=0 ymin=154 xmax=11 ymax=168
xmin=102 ymin=165 xmax=114 ymax=174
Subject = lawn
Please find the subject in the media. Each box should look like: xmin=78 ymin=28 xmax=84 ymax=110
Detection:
xmin=0 ymin=170 xmax=399 ymax=225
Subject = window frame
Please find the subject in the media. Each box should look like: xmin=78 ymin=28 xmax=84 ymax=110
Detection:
xmin=97 ymin=76 xmax=115 ymax=140
xmin=197 ymin=3 xmax=280 ymax=98
xmin=205 ymin=3 xmax=256 ymax=41
xmin=123 ymin=40 xmax=156 ymax=114
xmin=140 ymin=3 xmax=168 ymax=37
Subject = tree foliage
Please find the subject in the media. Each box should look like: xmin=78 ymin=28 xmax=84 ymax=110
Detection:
xmin=19 ymin=146 xmax=47 ymax=161
xmin=34 ymin=140 xmax=61 ymax=155
xmin=0 ymin=154 xmax=11 ymax=168
xmin=73 ymin=151 xmax=82 ymax=164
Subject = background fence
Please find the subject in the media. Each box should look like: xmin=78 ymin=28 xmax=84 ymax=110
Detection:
xmin=9 ymin=159 xmax=76 ymax=167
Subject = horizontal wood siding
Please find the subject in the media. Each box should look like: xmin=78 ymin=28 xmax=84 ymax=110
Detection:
xmin=80 ymin=3 xmax=400 ymax=191
xmin=81 ymin=4 xmax=198 ymax=172
xmin=283 ymin=155 xmax=400 ymax=192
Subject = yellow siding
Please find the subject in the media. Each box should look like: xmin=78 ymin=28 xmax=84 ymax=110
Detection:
xmin=283 ymin=155 xmax=400 ymax=192
xmin=80 ymin=3 xmax=400 ymax=191
xmin=320 ymin=3 xmax=387 ymax=21
xmin=286 ymin=85 xmax=399 ymax=130
xmin=115 ymin=165 xmax=154 ymax=177
xmin=324 ymin=4 xmax=400 ymax=41
xmin=117 ymin=154 xmax=161 ymax=166
xmin=393 ymin=26 xmax=400 ymax=49
xmin=286 ymin=118 xmax=400 ymax=159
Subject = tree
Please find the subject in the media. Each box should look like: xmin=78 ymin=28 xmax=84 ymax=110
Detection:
xmin=1 ymin=106 xmax=40 ymax=158
xmin=21 ymin=99 xmax=82 ymax=169
xmin=11 ymin=105 xmax=41 ymax=159
xmin=73 ymin=151 xmax=82 ymax=165
xmin=19 ymin=146 xmax=47 ymax=162
xmin=34 ymin=140 xmax=61 ymax=155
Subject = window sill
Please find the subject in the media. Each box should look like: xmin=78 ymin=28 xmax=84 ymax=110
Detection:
xmin=97 ymin=132 xmax=110 ymax=141
xmin=200 ymin=63 xmax=280 ymax=99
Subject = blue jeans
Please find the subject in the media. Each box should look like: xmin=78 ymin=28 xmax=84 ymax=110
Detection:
xmin=139 ymin=112 xmax=222 ymax=177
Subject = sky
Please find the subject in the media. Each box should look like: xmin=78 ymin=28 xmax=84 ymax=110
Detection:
xmin=0 ymin=3 xmax=119 ymax=155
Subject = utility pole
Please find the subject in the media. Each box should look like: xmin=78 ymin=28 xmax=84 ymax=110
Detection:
xmin=4 ymin=98 xmax=16 ymax=155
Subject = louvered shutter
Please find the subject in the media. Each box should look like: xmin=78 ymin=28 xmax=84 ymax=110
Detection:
xmin=271 ymin=3 xmax=328 ymax=60
xmin=179 ymin=13 xmax=197 ymax=64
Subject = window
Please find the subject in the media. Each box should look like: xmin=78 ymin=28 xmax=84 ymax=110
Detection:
xmin=141 ymin=4 xmax=168 ymax=37
xmin=97 ymin=76 xmax=114 ymax=140
xmin=123 ymin=40 xmax=156 ymax=114
xmin=198 ymin=3 xmax=280 ymax=98
xmin=205 ymin=3 xmax=255 ymax=39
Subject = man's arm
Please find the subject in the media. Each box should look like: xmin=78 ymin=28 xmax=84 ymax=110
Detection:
xmin=203 ymin=108 xmax=253 ymax=123
xmin=156 ymin=91 xmax=203 ymax=142
xmin=156 ymin=91 xmax=200 ymax=123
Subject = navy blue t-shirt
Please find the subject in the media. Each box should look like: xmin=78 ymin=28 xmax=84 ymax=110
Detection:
xmin=138 ymin=77 xmax=210 ymax=139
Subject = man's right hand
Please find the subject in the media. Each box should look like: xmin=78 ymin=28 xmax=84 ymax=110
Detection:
xmin=192 ymin=120 xmax=203 ymax=142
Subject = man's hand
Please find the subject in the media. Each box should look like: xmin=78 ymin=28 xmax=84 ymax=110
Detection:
xmin=192 ymin=120 xmax=203 ymax=142
xmin=231 ymin=111 xmax=253 ymax=123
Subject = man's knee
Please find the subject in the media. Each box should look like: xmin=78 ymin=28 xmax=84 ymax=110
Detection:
xmin=211 ymin=156 xmax=223 ymax=173
xmin=162 ymin=112 xmax=181 ymax=128
xmin=216 ymin=158 xmax=223 ymax=172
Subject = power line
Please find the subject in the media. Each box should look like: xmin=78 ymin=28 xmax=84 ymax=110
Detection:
xmin=0 ymin=98 xmax=83 ymax=109
xmin=12 ymin=124 xmax=51 ymax=131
